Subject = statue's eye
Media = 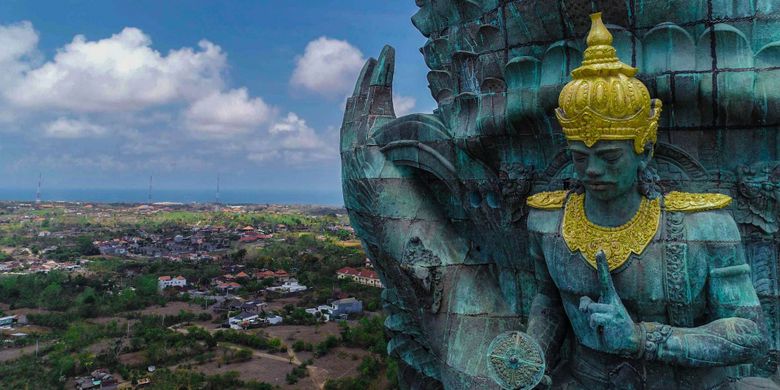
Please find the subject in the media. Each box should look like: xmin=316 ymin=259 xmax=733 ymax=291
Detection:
xmin=602 ymin=152 xmax=622 ymax=163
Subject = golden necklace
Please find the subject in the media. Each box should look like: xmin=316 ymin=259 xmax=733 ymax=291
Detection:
xmin=561 ymin=193 xmax=660 ymax=271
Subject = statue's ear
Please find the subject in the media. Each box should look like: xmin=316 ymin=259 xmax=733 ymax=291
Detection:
xmin=639 ymin=142 xmax=654 ymax=170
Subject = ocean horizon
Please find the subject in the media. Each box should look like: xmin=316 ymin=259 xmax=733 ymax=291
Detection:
xmin=0 ymin=187 xmax=345 ymax=206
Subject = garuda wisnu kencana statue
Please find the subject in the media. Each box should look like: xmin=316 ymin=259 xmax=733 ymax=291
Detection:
xmin=340 ymin=1 xmax=780 ymax=389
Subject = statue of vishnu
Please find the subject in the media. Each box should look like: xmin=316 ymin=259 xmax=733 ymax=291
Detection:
xmin=524 ymin=12 xmax=770 ymax=389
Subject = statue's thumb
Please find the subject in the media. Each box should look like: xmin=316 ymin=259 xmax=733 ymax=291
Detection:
xmin=596 ymin=251 xmax=617 ymax=302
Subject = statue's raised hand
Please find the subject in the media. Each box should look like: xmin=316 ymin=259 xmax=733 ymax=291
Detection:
xmin=579 ymin=251 xmax=642 ymax=357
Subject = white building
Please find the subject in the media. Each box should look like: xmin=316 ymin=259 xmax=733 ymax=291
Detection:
xmin=267 ymin=279 xmax=307 ymax=293
xmin=158 ymin=275 xmax=187 ymax=290
xmin=229 ymin=312 xmax=260 ymax=329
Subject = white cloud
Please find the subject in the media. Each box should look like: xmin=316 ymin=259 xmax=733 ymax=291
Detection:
xmin=20 ymin=154 xmax=129 ymax=172
xmin=249 ymin=112 xmax=337 ymax=164
xmin=43 ymin=118 xmax=107 ymax=138
xmin=0 ymin=21 xmax=39 ymax=85
xmin=393 ymin=94 xmax=416 ymax=116
xmin=8 ymin=27 xmax=226 ymax=112
xmin=291 ymin=37 xmax=365 ymax=97
xmin=0 ymin=21 xmax=345 ymax=178
xmin=184 ymin=88 xmax=273 ymax=138
xmin=0 ymin=21 xmax=40 ymax=123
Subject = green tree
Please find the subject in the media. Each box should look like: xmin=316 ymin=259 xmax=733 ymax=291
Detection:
xmin=39 ymin=282 xmax=66 ymax=310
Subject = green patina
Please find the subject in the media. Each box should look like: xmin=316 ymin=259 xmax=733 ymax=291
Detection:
xmin=340 ymin=1 xmax=780 ymax=388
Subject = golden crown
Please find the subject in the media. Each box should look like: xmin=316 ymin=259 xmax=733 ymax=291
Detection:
xmin=555 ymin=12 xmax=662 ymax=154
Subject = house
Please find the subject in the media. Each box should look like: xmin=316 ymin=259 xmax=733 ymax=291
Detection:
xmin=266 ymin=279 xmax=307 ymax=293
xmin=356 ymin=269 xmax=383 ymax=288
xmin=239 ymin=231 xmax=272 ymax=243
xmin=62 ymin=263 xmax=82 ymax=272
xmin=215 ymin=281 xmax=242 ymax=294
xmin=0 ymin=315 xmax=17 ymax=328
xmin=241 ymin=300 xmax=267 ymax=314
xmin=305 ymin=307 xmax=331 ymax=322
xmin=213 ymin=296 xmax=244 ymax=312
xmin=305 ymin=299 xmax=362 ymax=322
xmin=336 ymin=267 xmax=383 ymax=288
xmin=336 ymin=267 xmax=359 ymax=280
xmin=255 ymin=269 xmax=290 ymax=281
xmin=158 ymin=275 xmax=187 ymax=290
xmin=265 ymin=315 xmax=283 ymax=325
xmin=239 ymin=234 xmax=258 ymax=243
xmin=75 ymin=369 xmax=118 ymax=390
xmin=330 ymin=297 xmax=363 ymax=317
xmin=235 ymin=271 xmax=250 ymax=279
xmin=255 ymin=270 xmax=276 ymax=279
xmin=229 ymin=312 xmax=260 ymax=329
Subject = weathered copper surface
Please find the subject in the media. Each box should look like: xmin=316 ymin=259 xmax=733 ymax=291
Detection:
xmin=340 ymin=1 xmax=780 ymax=388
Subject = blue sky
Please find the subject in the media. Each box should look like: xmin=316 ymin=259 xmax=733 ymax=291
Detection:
xmin=0 ymin=1 xmax=433 ymax=198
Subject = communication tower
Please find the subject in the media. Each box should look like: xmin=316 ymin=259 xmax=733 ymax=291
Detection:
xmin=35 ymin=173 xmax=42 ymax=204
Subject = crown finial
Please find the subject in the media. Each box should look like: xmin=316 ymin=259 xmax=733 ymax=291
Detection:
xmin=572 ymin=12 xmax=636 ymax=77
xmin=586 ymin=12 xmax=612 ymax=47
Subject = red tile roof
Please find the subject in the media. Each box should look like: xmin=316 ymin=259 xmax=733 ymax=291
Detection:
xmin=336 ymin=267 xmax=359 ymax=276
xmin=158 ymin=276 xmax=171 ymax=281
xmin=357 ymin=269 xmax=378 ymax=279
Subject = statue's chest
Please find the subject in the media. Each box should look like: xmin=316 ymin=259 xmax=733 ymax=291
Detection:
xmin=541 ymin=233 xmax=664 ymax=300
xmin=538 ymin=228 xmax=708 ymax=319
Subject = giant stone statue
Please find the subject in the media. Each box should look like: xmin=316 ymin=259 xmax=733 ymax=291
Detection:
xmin=340 ymin=1 xmax=780 ymax=389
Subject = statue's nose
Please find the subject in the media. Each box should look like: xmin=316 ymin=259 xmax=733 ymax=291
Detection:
xmin=586 ymin=161 xmax=604 ymax=177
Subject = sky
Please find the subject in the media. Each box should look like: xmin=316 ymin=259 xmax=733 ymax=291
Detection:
xmin=0 ymin=0 xmax=434 ymax=199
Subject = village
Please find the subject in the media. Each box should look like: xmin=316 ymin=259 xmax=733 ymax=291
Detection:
xmin=0 ymin=201 xmax=390 ymax=389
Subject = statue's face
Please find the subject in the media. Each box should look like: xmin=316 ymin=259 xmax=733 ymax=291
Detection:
xmin=568 ymin=140 xmax=647 ymax=201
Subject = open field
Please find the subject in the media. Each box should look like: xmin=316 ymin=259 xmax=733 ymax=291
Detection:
xmin=262 ymin=321 xmax=344 ymax=346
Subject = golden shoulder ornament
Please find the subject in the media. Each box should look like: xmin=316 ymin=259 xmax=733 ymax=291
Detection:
xmin=664 ymin=191 xmax=732 ymax=212
xmin=562 ymin=193 xmax=661 ymax=271
xmin=526 ymin=190 xmax=569 ymax=210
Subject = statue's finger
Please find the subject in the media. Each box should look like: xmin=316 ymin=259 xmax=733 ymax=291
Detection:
xmin=596 ymin=250 xmax=618 ymax=302
xmin=579 ymin=296 xmax=593 ymax=312
xmin=584 ymin=302 xmax=613 ymax=314
xmin=589 ymin=313 xmax=611 ymax=329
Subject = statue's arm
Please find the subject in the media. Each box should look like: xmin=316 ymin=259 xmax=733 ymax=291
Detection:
xmin=526 ymin=231 xmax=568 ymax=369
xmin=640 ymin=217 xmax=765 ymax=367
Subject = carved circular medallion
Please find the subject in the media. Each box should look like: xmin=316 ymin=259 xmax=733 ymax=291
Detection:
xmin=486 ymin=331 xmax=545 ymax=390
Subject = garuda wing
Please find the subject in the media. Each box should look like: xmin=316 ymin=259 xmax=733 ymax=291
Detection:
xmin=341 ymin=46 xmax=532 ymax=388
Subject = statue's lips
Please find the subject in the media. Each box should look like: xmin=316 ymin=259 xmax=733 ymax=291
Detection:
xmin=585 ymin=181 xmax=614 ymax=191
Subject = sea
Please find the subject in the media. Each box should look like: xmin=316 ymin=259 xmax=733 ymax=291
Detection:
xmin=0 ymin=188 xmax=344 ymax=206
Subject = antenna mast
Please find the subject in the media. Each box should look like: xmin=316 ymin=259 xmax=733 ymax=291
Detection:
xmin=148 ymin=175 xmax=153 ymax=204
xmin=216 ymin=174 xmax=220 ymax=205
xmin=35 ymin=173 xmax=42 ymax=204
